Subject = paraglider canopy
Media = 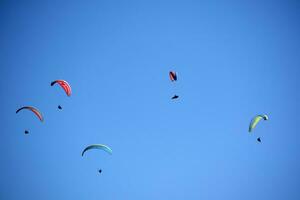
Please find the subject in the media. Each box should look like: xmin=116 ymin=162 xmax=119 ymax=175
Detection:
xmin=16 ymin=106 xmax=44 ymax=122
xmin=169 ymin=71 xmax=177 ymax=81
xmin=249 ymin=114 xmax=268 ymax=132
xmin=81 ymin=144 xmax=112 ymax=157
xmin=51 ymin=80 xmax=72 ymax=96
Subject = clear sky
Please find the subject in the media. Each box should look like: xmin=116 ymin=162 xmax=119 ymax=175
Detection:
xmin=1 ymin=1 xmax=300 ymax=199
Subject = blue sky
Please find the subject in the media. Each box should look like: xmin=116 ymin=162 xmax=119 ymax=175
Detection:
xmin=1 ymin=1 xmax=300 ymax=199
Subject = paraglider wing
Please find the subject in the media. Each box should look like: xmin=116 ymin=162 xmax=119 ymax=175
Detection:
xmin=81 ymin=144 xmax=112 ymax=157
xmin=51 ymin=80 xmax=71 ymax=96
xmin=249 ymin=114 xmax=268 ymax=132
xmin=16 ymin=106 xmax=44 ymax=122
xmin=169 ymin=71 xmax=177 ymax=81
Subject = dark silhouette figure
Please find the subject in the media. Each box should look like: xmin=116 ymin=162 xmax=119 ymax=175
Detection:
xmin=24 ymin=130 xmax=29 ymax=134
xmin=257 ymin=137 xmax=261 ymax=143
xmin=58 ymin=105 xmax=62 ymax=110
xmin=98 ymin=169 xmax=102 ymax=173
xmin=171 ymin=95 xmax=179 ymax=99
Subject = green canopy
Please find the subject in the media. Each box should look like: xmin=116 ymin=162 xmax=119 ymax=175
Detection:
xmin=249 ymin=115 xmax=268 ymax=132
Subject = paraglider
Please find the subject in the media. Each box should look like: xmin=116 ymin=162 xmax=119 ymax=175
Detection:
xmin=171 ymin=95 xmax=179 ymax=99
xmin=169 ymin=71 xmax=179 ymax=100
xmin=51 ymin=80 xmax=72 ymax=96
xmin=169 ymin=71 xmax=177 ymax=82
xmin=24 ymin=130 xmax=29 ymax=134
xmin=249 ymin=114 xmax=268 ymax=132
xmin=51 ymin=80 xmax=71 ymax=110
xmin=82 ymin=144 xmax=112 ymax=172
xmin=16 ymin=106 xmax=44 ymax=122
xmin=257 ymin=137 xmax=261 ymax=143
xmin=81 ymin=144 xmax=112 ymax=157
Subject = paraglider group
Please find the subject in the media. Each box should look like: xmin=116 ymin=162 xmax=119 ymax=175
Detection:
xmin=16 ymin=80 xmax=71 ymax=134
xmin=16 ymin=80 xmax=113 ymax=173
xmin=16 ymin=72 xmax=270 ymax=175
